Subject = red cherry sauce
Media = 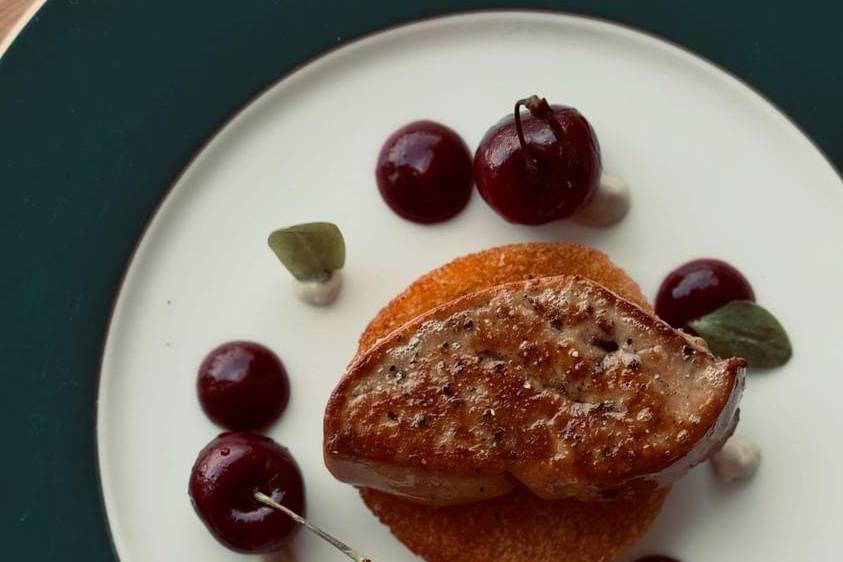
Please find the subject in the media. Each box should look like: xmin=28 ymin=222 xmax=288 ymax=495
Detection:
xmin=655 ymin=258 xmax=755 ymax=332
xmin=189 ymin=432 xmax=305 ymax=553
xmin=376 ymin=120 xmax=473 ymax=224
xmin=198 ymin=341 xmax=289 ymax=431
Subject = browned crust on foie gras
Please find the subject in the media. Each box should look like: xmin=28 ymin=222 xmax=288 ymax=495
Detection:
xmin=345 ymin=242 xmax=678 ymax=562
xmin=326 ymin=272 xmax=744 ymax=505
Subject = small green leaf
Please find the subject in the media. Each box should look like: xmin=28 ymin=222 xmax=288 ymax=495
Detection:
xmin=689 ymin=300 xmax=792 ymax=369
xmin=267 ymin=222 xmax=345 ymax=281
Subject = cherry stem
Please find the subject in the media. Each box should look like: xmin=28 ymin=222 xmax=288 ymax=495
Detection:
xmin=513 ymin=97 xmax=540 ymax=176
xmin=514 ymin=95 xmax=572 ymax=177
xmin=254 ymin=491 xmax=372 ymax=562
xmin=524 ymin=96 xmax=566 ymax=142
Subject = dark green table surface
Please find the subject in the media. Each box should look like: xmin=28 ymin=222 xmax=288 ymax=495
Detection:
xmin=1 ymin=1 xmax=840 ymax=559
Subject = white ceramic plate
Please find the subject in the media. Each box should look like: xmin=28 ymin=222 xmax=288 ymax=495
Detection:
xmin=97 ymin=12 xmax=843 ymax=562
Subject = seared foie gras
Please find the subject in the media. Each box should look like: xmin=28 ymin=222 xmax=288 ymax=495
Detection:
xmin=325 ymin=275 xmax=744 ymax=505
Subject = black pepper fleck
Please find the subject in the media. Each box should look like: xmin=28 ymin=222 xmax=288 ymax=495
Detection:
xmin=525 ymin=295 xmax=545 ymax=314
xmin=591 ymin=338 xmax=619 ymax=353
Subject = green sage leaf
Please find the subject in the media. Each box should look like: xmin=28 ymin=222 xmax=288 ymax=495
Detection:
xmin=267 ymin=222 xmax=345 ymax=281
xmin=689 ymin=300 xmax=791 ymax=369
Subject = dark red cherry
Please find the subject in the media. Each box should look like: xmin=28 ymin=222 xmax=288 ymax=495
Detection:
xmin=474 ymin=95 xmax=601 ymax=224
xmin=189 ymin=432 xmax=305 ymax=553
xmin=197 ymin=341 xmax=289 ymax=430
xmin=655 ymin=258 xmax=755 ymax=332
xmin=376 ymin=120 xmax=473 ymax=223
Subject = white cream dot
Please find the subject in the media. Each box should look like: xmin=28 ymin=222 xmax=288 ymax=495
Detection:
xmin=572 ymin=172 xmax=630 ymax=227
xmin=293 ymin=270 xmax=342 ymax=305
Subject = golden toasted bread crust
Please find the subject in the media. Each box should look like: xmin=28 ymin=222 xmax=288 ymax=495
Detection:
xmin=361 ymin=486 xmax=667 ymax=562
xmin=350 ymin=243 xmax=669 ymax=562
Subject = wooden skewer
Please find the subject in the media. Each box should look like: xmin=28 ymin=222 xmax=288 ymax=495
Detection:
xmin=254 ymin=491 xmax=372 ymax=562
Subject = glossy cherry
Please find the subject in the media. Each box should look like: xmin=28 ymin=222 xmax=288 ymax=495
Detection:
xmin=655 ymin=258 xmax=755 ymax=332
xmin=197 ymin=341 xmax=289 ymax=431
xmin=189 ymin=432 xmax=305 ymax=553
xmin=474 ymin=95 xmax=601 ymax=224
xmin=376 ymin=120 xmax=473 ymax=223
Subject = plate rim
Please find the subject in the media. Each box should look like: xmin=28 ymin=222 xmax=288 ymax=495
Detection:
xmin=94 ymin=9 xmax=843 ymax=561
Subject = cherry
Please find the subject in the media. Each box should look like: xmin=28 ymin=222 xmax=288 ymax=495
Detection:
xmin=197 ymin=341 xmax=289 ymax=431
xmin=376 ymin=120 xmax=473 ymax=224
xmin=189 ymin=432 xmax=305 ymax=553
xmin=655 ymin=258 xmax=755 ymax=332
xmin=474 ymin=95 xmax=602 ymax=224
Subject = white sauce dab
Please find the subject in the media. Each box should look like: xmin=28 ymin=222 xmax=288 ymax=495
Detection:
xmin=294 ymin=270 xmax=342 ymax=305
xmin=572 ymin=172 xmax=630 ymax=227
xmin=710 ymin=434 xmax=761 ymax=482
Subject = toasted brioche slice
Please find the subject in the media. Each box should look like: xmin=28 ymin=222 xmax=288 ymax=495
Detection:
xmin=350 ymin=243 xmax=669 ymax=562
xmin=362 ymin=485 xmax=667 ymax=562
xmin=326 ymin=274 xmax=744 ymax=506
